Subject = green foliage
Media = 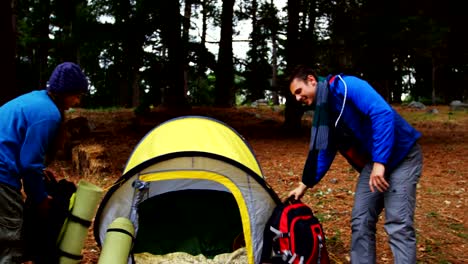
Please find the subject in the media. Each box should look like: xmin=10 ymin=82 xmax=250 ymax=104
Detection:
xmin=426 ymin=211 xmax=438 ymax=218
xmin=416 ymin=97 xmax=445 ymax=106
xmin=448 ymin=223 xmax=465 ymax=232
xmin=189 ymin=73 xmax=216 ymax=106
xmin=79 ymin=106 xmax=127 ymax=112
xmin=398 ymin=107 xmax=467 ymax=126
xmin=9 ymin=0 xmax=467 ymax=111
xmin=313 ymin=213 xmax=327 ymax=223
xmin=327 ymin=229 xmax=343 ymax=245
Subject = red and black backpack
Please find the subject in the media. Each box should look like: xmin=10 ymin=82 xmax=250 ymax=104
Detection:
xmin=262 ymin=198 xmax=330 ymax=264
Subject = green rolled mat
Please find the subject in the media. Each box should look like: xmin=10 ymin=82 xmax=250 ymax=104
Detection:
xmin=98 ymin=217 xmax=135 ymax=264
xmin=58 ymin=180 xmax=103 ymax=264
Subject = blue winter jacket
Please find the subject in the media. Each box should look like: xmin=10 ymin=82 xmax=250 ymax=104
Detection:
xmin=0 ymin=90 xmax=61 ymax=204
xmin=302 ymin=75 xmax=422 ymax=187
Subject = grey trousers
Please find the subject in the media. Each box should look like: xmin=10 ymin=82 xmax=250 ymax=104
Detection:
xmin=0 ymin=183 xmax=24 ymax=264
xmin=350 ymin=144 xmax=423 ymax=264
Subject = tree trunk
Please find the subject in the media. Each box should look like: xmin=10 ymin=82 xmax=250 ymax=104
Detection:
xmin=36 ymin=0 xmax=51 ymax=90
xmin=268 ymin=0 xmax=279 ymax=105
xmin=251 ymin=0 xmax=258 ymax=64
xmin=56 ymin=0 xmax=77 ymax=61
xmin=0 ymin=0 xmax=18 ymax=105
xmin=214 ymin=0 xmax=235 ymax=107
xmin=195 ymin=0 xmax=209 ymax=77
xmin=201 ymin=0 xmax=208 ymax=47
xmin=163 ymin=0 xmax=189 ymax=109
xmin=131 ymin=71 xmax=141 ymax=107
xmin=393 ymin=61 xmax=403 ymax=103
xmin=413 ymin=57 xmax=432 ymax=102
xmin=432 ymin=55 xmax=437 ymax=105
xmin=283 ymin=0 xmax=303 ymax=132
xmin=182 ymin=0 xmax=193 ymax=98
xmin=271 ymin=29 xmax=279 ymax=105
xmin=302 ymin=0 xmax=317 ymax=65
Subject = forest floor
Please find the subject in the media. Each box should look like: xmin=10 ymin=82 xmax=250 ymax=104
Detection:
xmin=50 ymin=104 xmax=467 ymax=264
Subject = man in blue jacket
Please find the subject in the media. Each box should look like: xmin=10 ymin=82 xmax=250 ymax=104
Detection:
xmin=288 ymin=65 xmax=422 ymax=263
xmin=0 ymin=62 xmax=88 ymax=263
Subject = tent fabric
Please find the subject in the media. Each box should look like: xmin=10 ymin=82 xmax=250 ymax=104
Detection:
xmin=94 ymin=116 xmax=280 ymax=264
xmin=123 ymin=116 xmax=263 ymax=176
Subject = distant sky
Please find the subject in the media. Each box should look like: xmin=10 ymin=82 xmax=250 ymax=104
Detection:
xmin=191 ymin=0 xmax=287 ymax=60
xmin=97 ymin=1 xmax=288 ymax=60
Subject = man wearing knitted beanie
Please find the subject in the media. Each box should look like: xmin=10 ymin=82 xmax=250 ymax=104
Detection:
xmin=0 ymin=62 xmax=88 ymax=263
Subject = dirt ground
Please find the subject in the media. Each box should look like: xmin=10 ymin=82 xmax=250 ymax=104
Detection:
xmin=50 ymin=105 xmax=467 ymax=263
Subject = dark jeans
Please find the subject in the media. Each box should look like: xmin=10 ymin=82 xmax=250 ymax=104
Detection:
xmin=0 ymin=182 xmax=24 ymax=264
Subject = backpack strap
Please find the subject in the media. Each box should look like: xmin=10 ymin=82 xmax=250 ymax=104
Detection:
xmin=317 ymin=234 xmax=324 ymax=264
xmin=269 ymin=226 xmax=287 ymax=241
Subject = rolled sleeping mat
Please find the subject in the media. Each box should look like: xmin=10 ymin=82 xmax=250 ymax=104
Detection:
xmin=98 ymin=217 xmax=135 ymax=264
xmin=58 ymin=180 xmax=103 ymax=264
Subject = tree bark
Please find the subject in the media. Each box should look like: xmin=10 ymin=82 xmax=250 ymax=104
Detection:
xmin=162 ymin=0 xmax=189 ymax=109
xmin=271 ymin=29 xmax=279 ymax=105
xmin=283 ymin=0 xmax=303 ymax=132
xmin=0 ymin=0 xmax=18 ymax=105
xmin=182 ymin=0 xmax=193 ymax=98
xmin=214 ymin=0 xmax=235 ymax=107
xmin=432 ymin=55 xmax=437 ymax=105
xmin=36 ymin=0 xmax=51 ymax=90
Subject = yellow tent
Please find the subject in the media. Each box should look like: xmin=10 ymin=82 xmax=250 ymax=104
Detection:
xmin=94 ymin=116 xmax=280 ymax=264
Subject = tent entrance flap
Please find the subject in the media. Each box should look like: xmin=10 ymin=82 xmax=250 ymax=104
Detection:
xmin=132 ymin=189 xmax=243 ymax=258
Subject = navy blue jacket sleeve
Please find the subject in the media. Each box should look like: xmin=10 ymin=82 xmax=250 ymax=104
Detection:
xmin=302 ymin=146 xmax=337 ymax=187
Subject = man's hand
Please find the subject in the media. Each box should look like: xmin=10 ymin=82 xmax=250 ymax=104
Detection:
xmin=369 ymin=162 xmax=389 ymax=192
xmin=288 ymin=182 xmax=308 ymax=200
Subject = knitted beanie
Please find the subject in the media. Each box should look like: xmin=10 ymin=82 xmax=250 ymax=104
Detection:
xmin=47 ymin=62 xmax=88 ymax=94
